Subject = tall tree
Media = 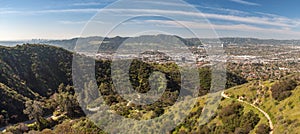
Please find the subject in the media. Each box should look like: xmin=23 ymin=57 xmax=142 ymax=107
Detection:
xmin=55 ymin=84 xmax=84 ymax=118
xmin=23 ymin=100 xmax=44 ymax=130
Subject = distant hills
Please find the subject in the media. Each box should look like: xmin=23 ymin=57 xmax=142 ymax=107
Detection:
xmin=1 ymin=36 xmax=300 ymax=51
xmin=40 ymin=35 xmax=203 ymax=51
xmin=38 ymin=36 xmax=300 ymax=51
xmin=219 ymin=37 xmax=300 ymax=46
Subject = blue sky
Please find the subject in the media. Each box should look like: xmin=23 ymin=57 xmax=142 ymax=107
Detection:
xmin=1 ymin=0 xmax=300 ymax=40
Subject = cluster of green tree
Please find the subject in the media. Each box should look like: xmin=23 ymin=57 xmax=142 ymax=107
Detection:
xmin=4 ymin=83 xmax=85 ymax=133
xmin=173 ymin=102 xmax=262 ymax=134
xmin=0 ymin=44 xmax=73 ymax=125
xmin=271 ymin=78 xmax=298 ymax=101
xmin=52 ymin=118 xmax=105 ymax=134
xmin=20 ymin=118 xmax=106 ymax=134
xmin=93 ymin=59 xmax=247 ymax=119
xmin=198 ymin=67 xmax=247 ymax=94
xmin=94 ymin=59 xmax=183 ymax=119
xmin=53 ymin=84 xmax=85 ymax=118
xmin=0 ymin=83 xmax=28 ymax=127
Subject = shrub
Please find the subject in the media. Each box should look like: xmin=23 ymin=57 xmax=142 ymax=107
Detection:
xmin=255 ymin=124 xmax=270 ymax=134
xmin=271 ymin=79 xmax=297 ymax=101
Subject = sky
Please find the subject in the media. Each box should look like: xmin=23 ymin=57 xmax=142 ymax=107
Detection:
xmin=1 ymin=0 xmax=300 ymax=40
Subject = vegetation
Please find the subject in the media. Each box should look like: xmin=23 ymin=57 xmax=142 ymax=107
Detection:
xmin=256 ymin=124 xmax=271 ymax=134
xmin=23 ymin=100 xmax=45 ymax=130
xmin=53 ymin=84 xmax=84 ymax=118
xmin=0 ymin=44 xmax=73 ymax=125
xmin=225 ymin=74 xmax=300 ymax=133
xmin=271 ymin=78 xmax=297 ymax=101
xmin=2 ymin=43 xmax=298 ymax=133
xmin=172 ymin=102 xmax=261 ymax=134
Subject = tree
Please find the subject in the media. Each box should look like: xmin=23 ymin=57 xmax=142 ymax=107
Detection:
xmin=58 ymin=83 xmax=65 ymax=93
xmin=271 ymin=78 xmax=297 ymax=101
xmin=23 ymin=100 xmax=45 ymax=130
xmin=55 ymin=84 xmax=84 ymax=118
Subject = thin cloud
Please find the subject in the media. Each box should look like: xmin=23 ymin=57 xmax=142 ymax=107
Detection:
xmin=254 ymin=12 xmax=281 ymax=17
xmin=2 ymin=8 xmax=298 ymax=28
xmin=0 ymin=8 xmax=12 ymax=11
xmin=72 ymin=2 xmax=104 ymax=6
xmin=58 ymin=21 xmax=87 ymax=24
xmin=144 ymin=20 xmax=300 ymax=36
xmin=58 ymin=20 xmax=104 ymax=24
xmin=0 ymin=10 xmax=21 ymax=14
xmin=35 ymin=8 xmax=100 ymax=13
xmin=202 ymin=13 xmax=292 ymax=27
xmin=254 ymin=12 xmax=300 ymax=26
xmin=102 ymin=8 xmax=296 ymax=27
xmin=54 ymin=8 xmax=296 ymax=29
xmin=196 ymin=5 xmax=249 ymax=15
xmin=133 ymin=1 xmax=250 ymax=15
xmin=0 ymin=8 xmax=100 ymax=15
xmin=134 ymin=1 xmax=192 ymax=7
xmin=229 ymin=0 xmax=260 ymax=6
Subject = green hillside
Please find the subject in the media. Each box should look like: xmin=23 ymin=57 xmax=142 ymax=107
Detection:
xmin=0 ymin=44 xmax=73 ymax=97
xmin=224 ymin=73 xmax=300 ymax=134
xmin=0 ymin=44 xmax=247 ymax=131
xmin=0 ymin=44 xmax=73 ymax=125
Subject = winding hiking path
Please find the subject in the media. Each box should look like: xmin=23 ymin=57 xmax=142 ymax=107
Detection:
xmin=221 ymin=91 xmax=274 ymax=134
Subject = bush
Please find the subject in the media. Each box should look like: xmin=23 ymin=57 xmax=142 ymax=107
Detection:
xmin=271 ymin=79 xmax=297 ymax=101
xmin=255 ymin=124 xmax=270 ymax=134
xmin=6 ymin=123 xmax=29 ymax=134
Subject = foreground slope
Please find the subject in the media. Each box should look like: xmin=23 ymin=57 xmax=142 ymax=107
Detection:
xmin=0 ymin=43 xmax=247 ymax=132
xmin=0 ymin=44 xmax=73 ymax=124
xmin=224 ymin=74 xmax=300 ymax=134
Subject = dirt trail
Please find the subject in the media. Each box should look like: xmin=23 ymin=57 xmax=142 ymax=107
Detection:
xmin=221 ymin=91 xmax=274 ymax=134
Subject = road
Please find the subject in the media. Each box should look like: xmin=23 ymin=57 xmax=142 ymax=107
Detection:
xmin=221 ymin=91 xmax=274 ymax=134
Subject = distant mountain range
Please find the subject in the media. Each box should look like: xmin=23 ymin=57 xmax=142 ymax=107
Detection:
xmin=1 ymin=35 xmax=299 ymax=51
xmin=219 ymin=37 xmax=300 ymax=45
xmin=39 ymin=35 xmax=203 ymax=51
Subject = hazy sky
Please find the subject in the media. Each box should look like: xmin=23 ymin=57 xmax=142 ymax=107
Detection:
xmin=1 ymin=0 xmax=300 ymax=40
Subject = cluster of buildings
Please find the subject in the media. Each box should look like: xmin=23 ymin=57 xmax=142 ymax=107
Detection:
xmin=91 ymin=42 xmax=299 ymax=81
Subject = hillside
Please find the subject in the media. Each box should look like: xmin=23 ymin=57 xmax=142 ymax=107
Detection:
xmin=224 ymin=73 xmax=300 ymax=134
xmin=0 ymin=44 xmax=73 ymax=124
xmin=0 ymin=83 xmax=28 ymax=124
xmin=0 ymin=43 xmax=247 ymax=132
xmin=0 ymin=44 xmax=73 ymax=97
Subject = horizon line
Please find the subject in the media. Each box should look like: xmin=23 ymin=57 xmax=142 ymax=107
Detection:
xmin=1 ymin=34 xmax=300 ymax=41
